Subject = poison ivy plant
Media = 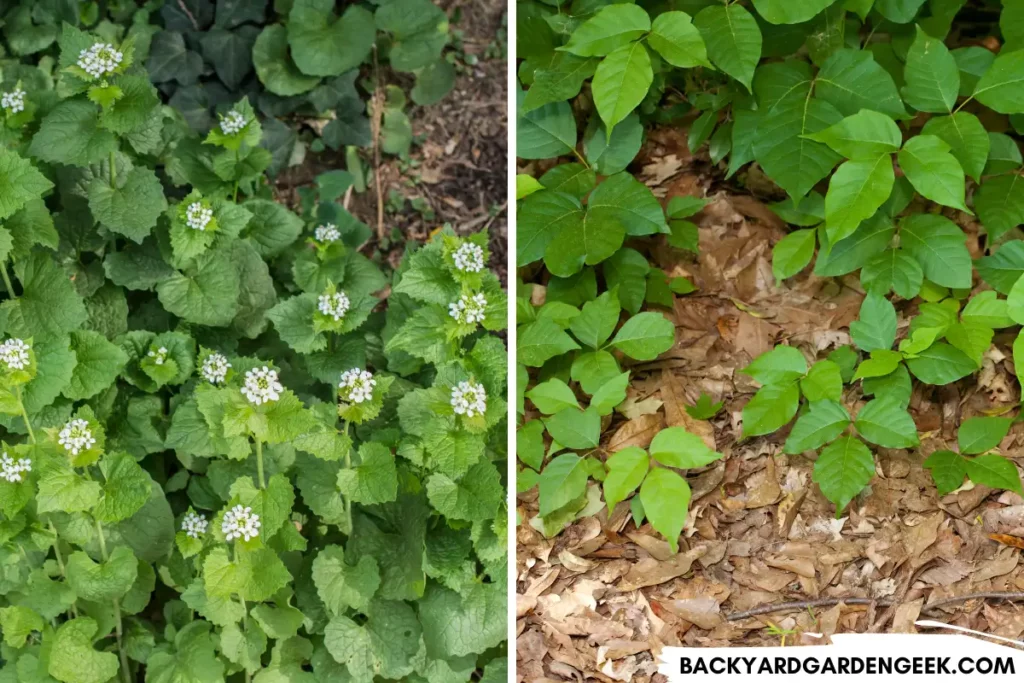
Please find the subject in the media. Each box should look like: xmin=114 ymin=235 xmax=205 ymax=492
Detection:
xmin=0 ymin=11 xmax=507 ymax=683
xmin=518 ymin=0 xmax=1024 ymax=537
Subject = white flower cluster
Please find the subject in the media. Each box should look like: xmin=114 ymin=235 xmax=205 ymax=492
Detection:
xmin=222 ymin=505 xmax=260 ymax=542
xmin=186 ymin=202 xmax=213 ymax=231
xmin=77 ymin=43 xmax=123 ymax=79
xmin=220 ymin=110 xmax=246 ymax=135
xmin=0 ymin=453 xmax=30 ymax=483
xmin=453 ymin=242 xmax=485 ymax=272
xmin=147 ymin=346 xmax=168 ymax=365
xmin=242 ymin=366 xmax=283 ymax=405
xmin=451 ymin=380 xmax=487 ymax=418
xmin=318 ymin=291 xmax=351 ymax=321
xmin=338 ymin=369 xmax=376 ymax=404
xmin=1 ymin=88 xmax=25 ymax=114
xmin=0 ymin=338 xmax=30 ymax=371
xmin=181 ymin=511 xmax=208 ymax=539
xmin=314 ymin=223 xmax=340 ymax=243
xmin=59 ymin=418 xmax=96 ymax=456
xmin=448 ymin=293 xmax=487 ymax=325
xmin=201 ymin=353 xmax=231 ymax=384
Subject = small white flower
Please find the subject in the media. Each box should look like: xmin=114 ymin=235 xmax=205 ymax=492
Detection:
xmin=242 ymin=366 xmax=283 ymax=405
xmin=221 ymin=504 xmax=260 ymax=542
xmin=453 ymin=242 xmax=485 ymax=272
xmin=314 ymin=223 xmax=340 ymax=243
xmin=181 ymin=511 xmax=208 ymax=539
xmin=0 ymin=338 xmax=30 ymax=371
xmin=59 ymin=418 xmax=96 ymax=456
xmin=0 ymin=452 xmax=30 ymax=483
xmin=220 ymin=109 xmax=246 ymax=136
xmin=1 ymin=88 xmax=25 ymax=114
xmin=318 ymin=291 xmax=351 ymax=322
xmin=201 ymin=353 xmax=231 ymax=384
xmin=448 ymin=293 xmax=487 ymax=325
xmin=338 ymin=369 xmax=376 ymax=404
xmin=77 ymin=43 xmax=123 ymax=79
xmin=186 ymin=202 xmax=213 ymax=231
xmin=450 ymin=380 xmax=487 ymax=418
xmin=147 ymin=346 xmax=169 ymax=366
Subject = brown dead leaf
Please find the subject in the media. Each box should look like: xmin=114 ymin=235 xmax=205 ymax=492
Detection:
xmin=607 ymin=413 xmax=665 ymax=452
xmin=618 ymin=547 xmax=705 ymax=591
xmin=657 ymin=597 xmax=723 ymax=630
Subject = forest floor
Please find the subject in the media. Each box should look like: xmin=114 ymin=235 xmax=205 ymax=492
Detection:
xmin=274 ymin=0 xmax=507 ymax=282
xmin=515 ymin=126 xmax=1024 ymax=682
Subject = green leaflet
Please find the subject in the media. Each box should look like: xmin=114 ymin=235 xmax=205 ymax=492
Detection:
xmin=560 ymin=4 xmax=651 ymax=57
xmin=902 ymin=27 xmax=959 ymax=113
xmin=824 ymin=154 xmax=895 ymax=243
xmin=592 ymin=42 xmax=653 ymax=137
xmin=900 ymin=214 xmax=973 ymax=289
xmin=921 ymin=113 xmax=989 ymax=183
xmin=647 ymin=12 xmax=710 ymax=69
xmin=754 ymin=97 xmax=843 ymax=201
xmin=813 ymin=436 xmax=875 ymax=515
xmin=694 ymin=4 xmax=762 ymax=91
xmin=639 ymin=468 xmax=691 ymax=553
xmin=897 ymin=135 xmax=970 ymax=213
xmin=974 ymin=48 xmax=1024 ymax=114
xmin=751 ymin=0 xmax=838 ymax=24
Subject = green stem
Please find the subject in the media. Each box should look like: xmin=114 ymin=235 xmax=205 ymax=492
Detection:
xmin=109 ymin=150 xmax=116 ymax=189
xmin=232 ymin=150 xmax=240 ymax=202
xmin=0 ymin=260 xmax=14 ymax=299
xmin=48 ymin=520 xmax=78 ymax=618
xmin=255 ymin=439 xmax=265 ymax=490
xmin=96 ymin=518 xmax=131 ymax=683
xmin=570 ymin=146 xmax=590 ymax=169
xmin=16 ymin=384 xmax=35 ymax=444
xmin=242 ymin=596 xmax=252 ymax=682
xmin=954 ymin=95 xmax=974 ymax=114
xmin=343 ymin=421 xmax=352 ymax=527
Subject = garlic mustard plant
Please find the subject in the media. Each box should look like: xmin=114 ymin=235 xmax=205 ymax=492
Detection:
xmin=314 ymin=223 xmax=340 ymax=243
xmin=241 ymin=366 xmax=283 ymax=405
xmin=0 ymin=5 xmax=504 ymax=679
xmin=448 ymin=292 xmax=487 ymax=325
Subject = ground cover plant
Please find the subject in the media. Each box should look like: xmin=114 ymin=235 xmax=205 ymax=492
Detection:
xmin=516 ymin=0 xmax=1024 ymax=661
xmin=0 ymin=5 xmax=508 ymax=682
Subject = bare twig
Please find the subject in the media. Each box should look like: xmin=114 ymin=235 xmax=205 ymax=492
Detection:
xmin=460 ymin=200 xmax=508 ymax=233
xmin=726 ymin=592 xmax=1024 ymax=622
xmin=370 ymin=46 xmax=385 ymax=242
xmin=923 ymin=591 xmax=1024 ymax=613
xmin=727 ymin=598 xmax=887 ymax=621
xmin=177 ymin=0 xmax=199 ymax=30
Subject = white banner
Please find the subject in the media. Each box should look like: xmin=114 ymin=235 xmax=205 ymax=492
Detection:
xmin=658 ymin=624 xmax=1024 ymax=682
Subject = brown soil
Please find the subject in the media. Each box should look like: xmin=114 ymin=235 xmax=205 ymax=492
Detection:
xmin=516 ymin=126 xmax=1024 ymax=682
xmin=274 ymin=0 xmax=507 ymax=282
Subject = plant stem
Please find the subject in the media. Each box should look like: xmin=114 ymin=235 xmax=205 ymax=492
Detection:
xmin=48 ymin=520 xmax=78 ymax=618
xmin=109 ymin=150 xmax=116 ymax=188
xmin=232 ymin=150 xmax=240 ymax=202
xmin=255 ymin=439 xmax=265 ymax=490
xmin=343 ymin=421 xmax=352 ymax=527
xmin=95 ymin=518 xmax=131 ymax=683
xmin=242 ymin=596 xmax=252 ymax=682
xmin=16 ymin=385 xmax=35 ymax=444
xmin=0 ymin=260 xmax=14 ymax=299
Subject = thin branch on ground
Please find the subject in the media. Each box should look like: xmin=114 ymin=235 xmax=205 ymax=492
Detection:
xmin=726 ymin=592 xmax=1024 ymax=622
